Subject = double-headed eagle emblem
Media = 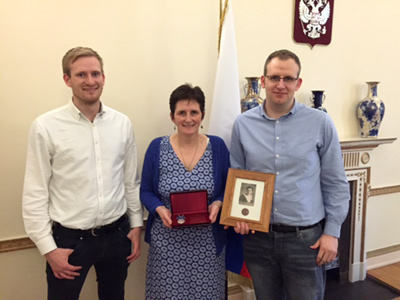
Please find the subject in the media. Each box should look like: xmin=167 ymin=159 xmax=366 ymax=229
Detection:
xmin=299 ymin=0 xmax=331 ymax=39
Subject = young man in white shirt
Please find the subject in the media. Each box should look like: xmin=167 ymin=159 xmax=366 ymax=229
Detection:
xmin=23 ymin=47 xmax=143 ymax=300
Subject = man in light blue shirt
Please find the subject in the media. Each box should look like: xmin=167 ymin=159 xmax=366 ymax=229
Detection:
xmin=230 ymin=49 xmax=350 ymax=300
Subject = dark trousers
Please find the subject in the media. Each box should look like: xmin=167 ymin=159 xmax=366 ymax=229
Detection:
xmin=46 ymin=217 xmax=131 ymax=300
xmin=244 ymin=224 xmax=326 ymax=300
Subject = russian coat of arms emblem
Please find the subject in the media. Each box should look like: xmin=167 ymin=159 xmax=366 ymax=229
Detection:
xmin=293 ymin=0 xmax=334 ymax=48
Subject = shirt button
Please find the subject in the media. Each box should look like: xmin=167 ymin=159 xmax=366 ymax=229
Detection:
xmin=275 ymin=190 xmax=278 ymax=194
xmin=276 ymin=172 xmax=280 ymax=175
xmin=276 ymin=120 xmax=280 ymax=124
xmin=274 ymin=208 xmax=278 ymax=212
xmin=276 ymin=154 xmax=280 ymax=158
xmin=276 ymin=136 xmax=280 ymax=140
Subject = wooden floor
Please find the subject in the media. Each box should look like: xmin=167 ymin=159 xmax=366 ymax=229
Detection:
xmin=324 ymin=268 xmax=399 ymax=300
xmin=368 ymin=262 xmax=400 ymax=293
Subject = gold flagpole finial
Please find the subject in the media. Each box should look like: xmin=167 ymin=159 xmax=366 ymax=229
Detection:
xmin=218 ymin=0 xmax=229 ymax=56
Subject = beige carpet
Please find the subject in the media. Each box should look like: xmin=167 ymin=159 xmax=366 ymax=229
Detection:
xmin=367 ymin=262 xmax=400 ymax=295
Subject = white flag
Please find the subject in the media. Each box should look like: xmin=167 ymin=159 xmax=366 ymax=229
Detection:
xmin=208 ymin=0 xmax=241 ymax=149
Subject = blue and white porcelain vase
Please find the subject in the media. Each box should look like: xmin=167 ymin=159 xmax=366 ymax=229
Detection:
xmin=311 ymin=90 xmax=327 ymax=113
xmin=356 ymin=81 xmax=385 ymax=138
xmin=240 ymin=77 xmax=263 ymax=112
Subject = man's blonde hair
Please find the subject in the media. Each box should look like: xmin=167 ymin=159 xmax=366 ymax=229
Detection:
xmin=62 ymin=47 xmax=104 ymax=77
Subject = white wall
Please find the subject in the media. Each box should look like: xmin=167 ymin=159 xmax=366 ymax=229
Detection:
xmin=1 ymin=0 xmax=399 ymax=298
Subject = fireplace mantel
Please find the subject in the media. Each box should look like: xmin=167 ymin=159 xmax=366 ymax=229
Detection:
xmin=339 ymin=136 xmax=396 ymax=282
xmin=340 ymin=137 xmax=397 ymax=152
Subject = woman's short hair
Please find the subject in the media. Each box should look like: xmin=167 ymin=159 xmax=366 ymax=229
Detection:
xmin=169 ymin=83 xmax=205 ymax=118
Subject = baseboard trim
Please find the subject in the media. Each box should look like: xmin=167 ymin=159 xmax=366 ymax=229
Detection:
xmin=367 ymin=245 xmax=400 ymax=270
xmin=367 ymin=244 xmax=400 ymax=259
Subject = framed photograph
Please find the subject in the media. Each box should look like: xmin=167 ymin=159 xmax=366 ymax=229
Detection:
xmin=220 ymin=168 xmax=275 ymax=232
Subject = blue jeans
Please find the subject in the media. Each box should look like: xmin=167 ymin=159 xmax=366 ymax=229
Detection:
xmin=46 ymin=217 xmax=131 ymax=300
xmin=243 ymin=225 xmax=326 ymax=300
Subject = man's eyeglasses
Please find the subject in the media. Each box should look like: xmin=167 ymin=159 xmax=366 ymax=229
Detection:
xmin=265 ymin=75 xmax=298 ymax=84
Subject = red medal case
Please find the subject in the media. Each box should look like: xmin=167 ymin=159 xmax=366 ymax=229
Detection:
xmin=170 ymin=190 xmax=210 ymax=228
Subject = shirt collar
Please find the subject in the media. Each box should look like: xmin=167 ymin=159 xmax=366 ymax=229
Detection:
xmin=67 ymin=99 xmax=106 ymax=121
xmin=260 ymin=99 xmax=299 ymax=120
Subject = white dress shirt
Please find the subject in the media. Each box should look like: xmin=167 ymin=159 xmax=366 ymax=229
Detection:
xmin=23 ymin=100 xmax=143 ymax=255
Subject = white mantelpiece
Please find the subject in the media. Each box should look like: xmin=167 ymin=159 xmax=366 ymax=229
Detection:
xmin=340 ymin=137 xmax=396 ymax=282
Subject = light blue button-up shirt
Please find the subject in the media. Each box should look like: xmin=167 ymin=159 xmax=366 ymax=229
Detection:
xmin=230 ymin=101 xmax=350 ymax=237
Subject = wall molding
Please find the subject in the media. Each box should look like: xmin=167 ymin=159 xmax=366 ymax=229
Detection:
xmin=1 ymin=184 xmax=398 ymax=254
xmin=0 ymin=237 xmax=35 ymax=253
xmin=370 ymin=185 xmax=400 ymax=197
xmin=1 ymin=220 xmax=148 ymax=253
xmin=228 ymin=284 xmax=243 ymax=296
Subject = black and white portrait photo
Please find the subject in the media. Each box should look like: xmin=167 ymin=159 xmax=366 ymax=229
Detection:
xmin=238 ymin=183 xmax=256 ymax=206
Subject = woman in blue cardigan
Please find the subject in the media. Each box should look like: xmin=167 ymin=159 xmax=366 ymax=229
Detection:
xmin=140 ymin=84 xmax=229 ymax=300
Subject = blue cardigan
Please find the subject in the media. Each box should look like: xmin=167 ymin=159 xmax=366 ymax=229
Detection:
xmin=140 ymin=135 xmax=230 ymax=255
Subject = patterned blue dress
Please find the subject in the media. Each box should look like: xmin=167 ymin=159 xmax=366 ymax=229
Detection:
xmin=145 ymin=136 xmax=226 ymax=300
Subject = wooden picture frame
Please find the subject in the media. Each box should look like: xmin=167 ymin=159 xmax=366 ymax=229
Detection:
xmin=220 ymin=168 xmax=275 ymax=232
